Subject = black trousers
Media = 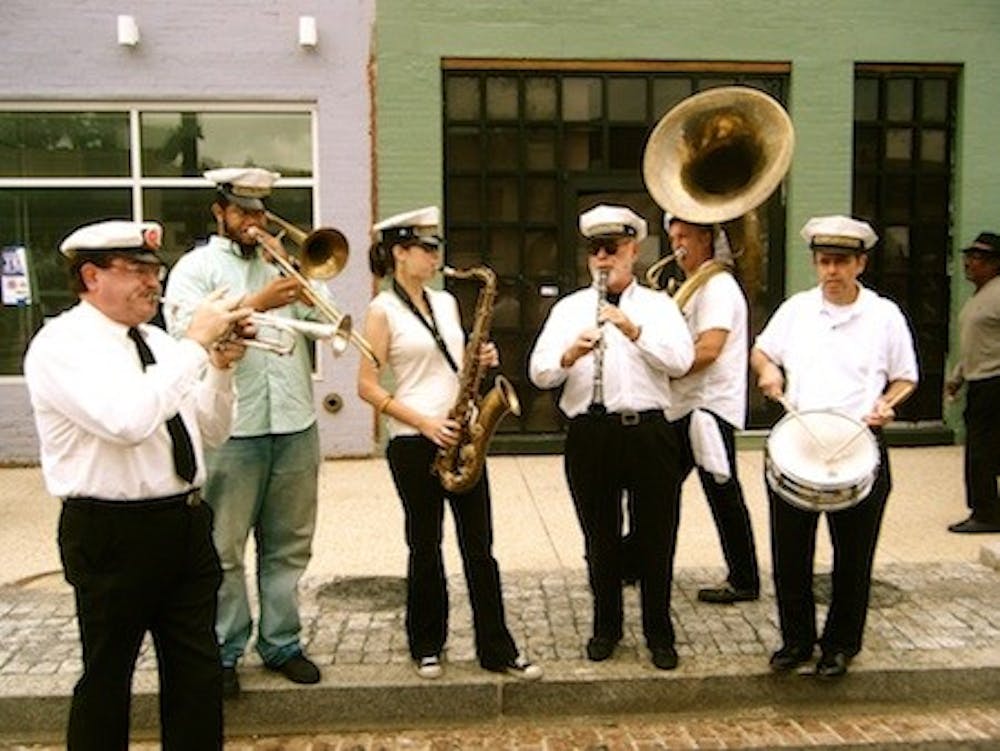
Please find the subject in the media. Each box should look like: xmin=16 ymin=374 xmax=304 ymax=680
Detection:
xmin=676 ymin=412 xmax=760 ymax=593
xmin=58 ymin=497 xmax=223 ymax=751
xmin=768 ymin=435 xmax=890 ymax=657
xmin=964 ymin=376 xmax=1000 ymax=521
xmin=565 ymin=411 xmax=682 ymax=649
xmin=386 ymin=436 xmax=517 ymax=670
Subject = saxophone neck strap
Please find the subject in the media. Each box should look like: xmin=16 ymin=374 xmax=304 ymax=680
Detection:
xmin=392 ymin=278 xmax=459 ymax=373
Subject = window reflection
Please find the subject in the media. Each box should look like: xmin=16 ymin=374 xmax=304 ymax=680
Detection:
xmin=0 ymin=112 xmax=129 ymax=178
xmin=141 ymin=112 xmax=312 ymax=177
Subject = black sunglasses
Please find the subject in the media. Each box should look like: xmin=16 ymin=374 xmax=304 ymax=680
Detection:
xmin=587 ymin=238 xmax=624 ymax=256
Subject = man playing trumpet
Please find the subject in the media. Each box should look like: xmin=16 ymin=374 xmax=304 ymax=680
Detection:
xmin=165 ymin=167 xmax=329 ymax=697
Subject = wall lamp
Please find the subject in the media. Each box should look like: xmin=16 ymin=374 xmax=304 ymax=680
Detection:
xmin=117 ymin=15 xmax=140 ymax=47
xmin=298 ymin=16 xmax=318 ymax=48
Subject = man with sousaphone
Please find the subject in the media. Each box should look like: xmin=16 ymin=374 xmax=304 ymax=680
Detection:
xmin=751 ymin=215 xmax=918 ymax=678
xmin=165 ymin=167 xmax=342 ymax=697
xmin=659 ymin=214 xmax=761 ymax=606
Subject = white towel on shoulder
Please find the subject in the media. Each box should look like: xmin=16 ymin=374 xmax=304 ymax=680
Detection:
xmin=689 ymin=409 xmax=731 ymax=484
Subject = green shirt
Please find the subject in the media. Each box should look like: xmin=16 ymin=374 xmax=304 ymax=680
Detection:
xmin=165 ymin=235 xmax=322 ymax=437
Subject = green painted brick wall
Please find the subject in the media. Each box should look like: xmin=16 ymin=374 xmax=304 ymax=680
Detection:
xmin=375 ymin=0 xmax=1000 ymax=433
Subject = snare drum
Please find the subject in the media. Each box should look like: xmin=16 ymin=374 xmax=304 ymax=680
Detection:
xmin=764 ymin=410 xmax=880 ymax=512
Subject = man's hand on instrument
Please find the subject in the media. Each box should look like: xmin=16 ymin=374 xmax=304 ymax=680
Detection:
xmin=864 ymin=396 xmax=896 ymax=427
xmin=420 ymin=415 xmax=461 ymax=448
xmin=208 ymin=333 xmax=248 ymax=370
xmin=756 ymin=361 xmax=785 ymax=401
xmin=245 ymin=277 xmax=304 ymax=312
xmin=560 ymin=328 xmax=600 ymax=368
xmin=598 ymin=305 xmax=641 ymax=342
xmin=185 ymin=288 xmax=254 ymax=352
xmin=246 ymin=226 xmax=289 ymax=262
xmin=478 ymin=341 xmax=500 ymax=369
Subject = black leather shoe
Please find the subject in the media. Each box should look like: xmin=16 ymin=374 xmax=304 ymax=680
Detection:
xmin=815 ymin=651 xmax=850 ymax=678
xmin=948 ymin=517 xmax=1000 ymax=534
xmin=697 ymin=583 xmax=759 ymax=604
xmin=651 ymin=645 xmax=679 ymax=671
xmin=222 ymin=666 xmax=240 ymax=699
xmin=769 ymin=644 xmax=814 ymax=672
xmin=266 ymin=654 xmax=321 ymax=684
xmin=586 ymin=636 xmax=619 ymax=662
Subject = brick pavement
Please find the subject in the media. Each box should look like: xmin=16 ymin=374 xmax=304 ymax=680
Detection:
xmin=0 ymin=562 xmax=1000 ymax=751
xmin=6 ymin=561 xmax=1000 ymax=682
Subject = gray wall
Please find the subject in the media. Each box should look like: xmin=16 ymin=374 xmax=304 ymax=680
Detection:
xmin=0 ymin=0 xmax=376 ymax=461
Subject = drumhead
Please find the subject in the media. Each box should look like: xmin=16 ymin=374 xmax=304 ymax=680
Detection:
xmin=765 ymin=410 xmax=880 ymax=512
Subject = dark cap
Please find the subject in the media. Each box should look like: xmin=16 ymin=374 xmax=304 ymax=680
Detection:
xmin=962 ymin=232 xmax=1000 ymax=255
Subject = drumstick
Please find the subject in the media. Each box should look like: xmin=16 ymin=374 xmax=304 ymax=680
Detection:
xmin=774 ymin=394 xmax=832 ymax=453
xmin=823 ymin=384 xmax=916 ymax=464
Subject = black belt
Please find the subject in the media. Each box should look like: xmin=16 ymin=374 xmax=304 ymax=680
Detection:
xmin=64 ymin=489 xmax=202 ymax=509
xmin=580 ymin=409 xmax=664 ymax=426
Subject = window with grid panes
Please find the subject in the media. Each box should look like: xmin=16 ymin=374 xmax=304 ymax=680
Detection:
xmin=853 ymin=65 xmax=960 ymax=423
xmin=0 ymin=108 xmax=315 ymax=376
xmin=443 ymin=64 xmax=790 ymax=439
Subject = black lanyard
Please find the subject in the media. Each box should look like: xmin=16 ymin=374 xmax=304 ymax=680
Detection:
xmin=392 ymin=279 xmax=459 ymax=373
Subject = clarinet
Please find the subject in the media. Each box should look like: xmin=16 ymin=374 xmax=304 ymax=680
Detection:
xmin=589 ymin=268 xmax=609 ymax=415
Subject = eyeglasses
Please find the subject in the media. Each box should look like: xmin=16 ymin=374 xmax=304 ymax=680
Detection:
xmin=587 ymin=238 xmax=625 ymax=256
xmin=107 ymin=260 xmax=167 ymax=282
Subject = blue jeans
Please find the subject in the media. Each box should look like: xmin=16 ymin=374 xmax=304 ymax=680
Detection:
xmin=204 ymin=424 xmax=319 ymax=667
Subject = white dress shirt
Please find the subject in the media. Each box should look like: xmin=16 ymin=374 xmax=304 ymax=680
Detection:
xmin=754 ymin=285 xmax=919 ymax=421
xmin=529 ymin=279 xmax=694 ymax=418
xmin=24 ymin=301 xmax=237 ymax=500
xmin=369 ymin=287 xmax=464 ymax=438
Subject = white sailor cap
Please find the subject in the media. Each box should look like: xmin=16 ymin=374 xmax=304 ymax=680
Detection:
xmin=59 ymin=220 xmax=163 ymax=262
xmin=204 ymin=167 xmax=281 ymax=211
xmin=579 ymin=205 xmax=648 ymax=243
xmin=372 ymin=206 xmax=443 ymax=247
xmin=801 ymin=215 xmax=878 ymax=253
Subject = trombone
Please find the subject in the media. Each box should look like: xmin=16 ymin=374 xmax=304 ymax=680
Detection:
xmin=262 ymin=212 xmax=380 ymax=366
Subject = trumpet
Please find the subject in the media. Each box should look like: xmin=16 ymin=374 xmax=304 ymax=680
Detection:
xmin=261 ymin=212 xmax=381 ymax=366
xmin=241 ymin=312 xmax=352 ymax=357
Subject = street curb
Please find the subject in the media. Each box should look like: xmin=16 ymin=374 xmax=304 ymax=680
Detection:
xmin=5 ymin=652 xmax=1000 ymax=743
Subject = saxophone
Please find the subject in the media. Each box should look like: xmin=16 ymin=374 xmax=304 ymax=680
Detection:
xmin=432 ymin=265 xmax=521 ymax=494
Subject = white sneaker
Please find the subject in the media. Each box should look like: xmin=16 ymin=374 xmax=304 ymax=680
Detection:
xmin=505 ymin=654 xmax=543 ymax=681
xmin=415 ymin=655 xmax=443 ymax=679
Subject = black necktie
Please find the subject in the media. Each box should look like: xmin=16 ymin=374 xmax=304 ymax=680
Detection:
xmin=127 ymin=327 xmax=198 ymax=483
xmin=605 ymin=291 xmax=622 ymax=306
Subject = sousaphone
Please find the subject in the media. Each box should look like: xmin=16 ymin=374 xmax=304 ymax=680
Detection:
xmin=643 ymin=85 xmax=794 ymax=224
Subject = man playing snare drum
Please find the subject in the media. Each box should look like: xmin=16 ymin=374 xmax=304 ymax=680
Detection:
xmin=750 ymin=215 xmax=918 ymax=679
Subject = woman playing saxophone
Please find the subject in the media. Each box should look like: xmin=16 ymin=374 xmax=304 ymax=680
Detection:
xmin=356 ymin=205 xmax=541 ymax=683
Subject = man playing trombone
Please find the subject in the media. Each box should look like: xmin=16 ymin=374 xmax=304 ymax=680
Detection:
xmin=165 ymin=167 xmax=328 ymax=697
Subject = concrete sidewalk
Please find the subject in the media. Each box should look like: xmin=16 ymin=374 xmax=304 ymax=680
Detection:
xmin=4 ymin=446 xmax=1000 ymax=743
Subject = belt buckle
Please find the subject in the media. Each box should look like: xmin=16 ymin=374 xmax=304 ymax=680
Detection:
xmin=186 ymin=489 xmax=202 ymax=507
xmin=620 ymin=410 xmax=640 ymax=426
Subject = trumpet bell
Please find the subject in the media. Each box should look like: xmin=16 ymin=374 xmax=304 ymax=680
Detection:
xmin=643 ymin=86 xmax=794 ymax=224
